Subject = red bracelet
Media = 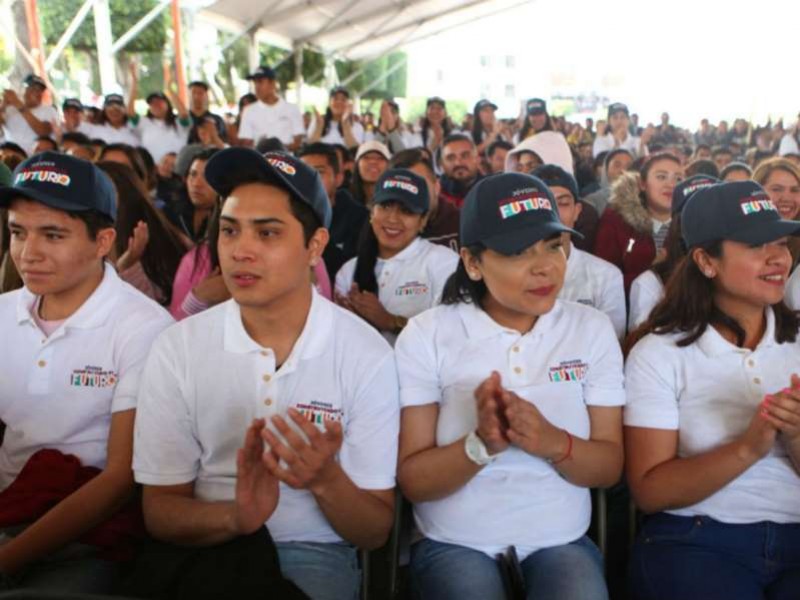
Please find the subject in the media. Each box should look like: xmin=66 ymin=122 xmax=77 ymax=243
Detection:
xmin=550 ymin=430 xmax=573 ymax=466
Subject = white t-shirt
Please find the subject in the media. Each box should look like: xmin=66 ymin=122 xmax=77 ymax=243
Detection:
xmin=628 ymin=270 xmax=665 ymax=331
xmin=309 ymin=119 xmax=365 ymax=147
xmin=335 ymin=237 xmax=459 ymax=345
xmin=395 ymin=300 xmax=625 ymax=559
xmin=2 ymin=104 xmax=60 ymax=153
xmin=238 ymin=98 xmax=305 ymax=146
xmin=785 ymin=267 xmax=800 ymax=311
xmin=133 ymin=116 xmax=191 ymax=162
xmin=592 ymin=132 xmax=641 ymax=158
xmin=560 ymin=244 xmax=626 ymax=338
xmin=779 ymin=133 xmax=800 ymax=157
xmin=624 ymin=309 xmax=800 ymax=524
xmin=91 ymin=123 xmax=140 ymax=147
xmin=0 ymin=264 xmax=173 ymax=490
xmin=133 ymin=289 xmax=399 ymax=543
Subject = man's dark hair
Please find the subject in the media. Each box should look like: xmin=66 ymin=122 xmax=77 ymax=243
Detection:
xmin=487 ymin=140 xmax=513 ymax=158
xmin=389 ymin=148 xmax=435 ymax=179
xmin=62 ymin=131 xmax=91 ymax=146
xmin=34 ymin=136 xmax=58 ymax=151
xmin=298 ymin=143 xmax=340 ymax=174
xmin=66 ymin=209 xmax=114 ymax=241
xmin=442 ymin=133 xmax=475 ymax=150
xmin=712 ymin=146 xmax=733 ymax=158
xmin=0 ymin=142 xmax=27 ymax=158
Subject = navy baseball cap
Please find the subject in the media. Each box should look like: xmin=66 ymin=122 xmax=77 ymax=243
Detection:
xmin=372 ymin=169 xmax=429 ymax=214
xmin=23 ymin=74 xmax=46 ymax=89
xmin=330 ymin=86 xmax=350 ymax=98
xmin=681 ymin=180 xmax=800 ymax=248
xmin=146 ymin=91 xmax=168 ymax=104
xmin=461 ymin=172 xmax=581 ymax=255
xmin=188 ymin=80 xmax=209 ymax=90
xmin=426 ymin=96 xmax=446 ymax=107
xmin=671 ymin=174 xmax=719 ymax=215
xmin=607 ymin=102 xmax=629 ymax=120
xmin=0 ymin=152 xmax=117 ymax=222
xmin=527 ymin=98 xmax=547 ymax=115
xmin=246 ymin=66 xmax=277 ymax=80
xmin=474 ymin=99 xmax=498 ymax=113
xmin=62 ymin=98 xmax=83 ymax=112
xmin=532 ymin=164 xmax=579 ymax=203
xmin=103 ymin=93 xmax=125 ymax=107
xmin=204 ymin=148 xmax=331 ymax=229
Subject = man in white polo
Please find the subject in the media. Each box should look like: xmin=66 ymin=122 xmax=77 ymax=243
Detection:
xmin=237 ymin=66 xmax=305 ymax=152
xmin=133 ymin=148 xmax=399 ymax=600
xmin=0 ymin=75 xmax=59 ymax=154
xmin=0 ymin=152 xmax=172 ymax=592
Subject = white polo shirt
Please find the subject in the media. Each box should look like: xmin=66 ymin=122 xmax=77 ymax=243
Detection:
xmin=560 ymin=243 xmax=626 ymax=338
xmin=91 ymin=123 xmax=140 ymax=147
xmin=133 ymin=289 xmax=399 ymax=543
xmin=0 ymin=264 xmax=173 ymax=491
xmin=335 ymin=237 xmax=459 ymax=345
xmin=624 ymin=309 xmax=800 ymax=524
xmin=238 ymin=98 xmax=305 ymax=146
xmin=133 ymin=116 xmax=191 ymax=162
xmin=592 ymin=132 xmax=641 ymax=158
xmin=395 ymin=300 xmax=625 ymax=559
xmin=785 ymin=267 xmax=800 ymax=311
xmin=2 ymin=104 xmax=60 ymax=153
xmin=628 ymin=270 xmax=664 ymax=331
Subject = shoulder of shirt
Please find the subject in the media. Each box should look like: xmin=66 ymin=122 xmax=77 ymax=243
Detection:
xmin=113 ymin=279 xmax=173 ymax=324
xmin=572 ymin=247 xmax=621 ymax=275
xmin=406 ymin=303 xmax=459 ymax=333
xmin=628 ymin=328 xmax=684 ymax=359
xmin=632 ymin=269 xmax=662 ymax=291
xmin=420 ymin=238 xmax=458 ymax=259
xmin=0 ymin=288 xmax=23 ymax=315
xmin=557 ymin=298 xmax=613 ymax=324
xmin=325 ymin=297 xmax=393 ymax=357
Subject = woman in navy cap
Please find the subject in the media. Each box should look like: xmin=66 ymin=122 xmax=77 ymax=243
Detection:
xmin=471 ymin=99 xmax=508 ymax=157
xmin=395 ymin=172 xmax=624 ymax=599
xmin=307 ymin=87 xmax=365 ymax=149
xmin=625 ymin=180 xmax=800 ymax=599
xmin=335 ymin=168 xmax=458 ymax=345
xmin=515 ymin=98 xmax=553 ymax=143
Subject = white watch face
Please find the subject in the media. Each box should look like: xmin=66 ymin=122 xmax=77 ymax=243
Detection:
xmin=466 ymin=431 xmax=492 ymax=465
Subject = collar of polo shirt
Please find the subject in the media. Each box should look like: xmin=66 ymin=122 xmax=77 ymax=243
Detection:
xmin=222 ymin=287 xmax=330 ymax=370
xmin=377 ymin=237 xmax=423 ymax=264
xmin=695 ymin=307 xmax=778 ymax=357
xmin=457 ymin=300 xmax=562 ymax=341
xmin=16 ymin=262 xmax=120 ymax=331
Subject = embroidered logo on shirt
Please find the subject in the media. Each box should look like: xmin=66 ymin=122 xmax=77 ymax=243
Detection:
xmin=294 ymin=401 xmax=343 ymax=425
xmin=548 ymin=360 xmax=588 ymax=382
xmin=70 ymin=366 xmax=117 ymax=388
xmin=498 ymin=193 xmax=552 ymax=220
xmin=395 ymin=281 xmax=429 ymax=296
xmin=740 ymin=195 xmax=777 ymax=215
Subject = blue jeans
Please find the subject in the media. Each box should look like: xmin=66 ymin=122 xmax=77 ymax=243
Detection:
xmin=410 ymin=535 xmax=608 ymax=600
xmin=276 ymin=541 xmax=360 ymax=600
xmin=629 ymin=513 xmax=800 ymax=600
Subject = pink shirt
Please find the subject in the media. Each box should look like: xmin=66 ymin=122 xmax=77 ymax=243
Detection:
xmin=170 ymin=244 xmax=332 ymax=321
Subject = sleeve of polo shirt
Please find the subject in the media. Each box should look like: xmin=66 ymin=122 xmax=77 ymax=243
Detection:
xmin=596 ymin=267 xmax=626 ymax=339
xmin=237 ymin=106 xmax=254 ymax=140
xmin=334 ymin=259 xmax=356 ymax=297
xmin=428 ymin=249 xmax=459 ymax=304
xmin=110 ymin=312 xmax=173 ymax=413
xmin=133 ymin=333 xmax=201 ymax=486
xmin=583 ymin=315 xmax=625 ymax=407
xmin=395 ymin=317 xmax=441 ymax=407
xmin=339 ymin=352 xmax=399 ymax=490
xmin=623 ymin=337 xmax=679 ymax=430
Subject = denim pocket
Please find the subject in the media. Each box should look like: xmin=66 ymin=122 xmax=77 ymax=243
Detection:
xmin=640 ymin=514 xmax=706 ymax=544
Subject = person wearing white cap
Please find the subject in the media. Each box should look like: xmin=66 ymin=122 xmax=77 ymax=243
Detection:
xmin=350 ymin=140 xmax=391 ymax=205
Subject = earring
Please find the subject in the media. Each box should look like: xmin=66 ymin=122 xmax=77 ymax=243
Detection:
xmin=468 ymin=271 xmax=481 ymax=281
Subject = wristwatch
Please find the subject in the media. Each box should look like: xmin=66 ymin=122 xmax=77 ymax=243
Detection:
xmin=464 ymin=430 xmax=497 ymax=466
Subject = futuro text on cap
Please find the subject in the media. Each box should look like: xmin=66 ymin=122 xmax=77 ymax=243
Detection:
xmin=372 ymin=169 xmax=429 ymax=215
xmin=671 ymin=174 xmax=719 ymax=215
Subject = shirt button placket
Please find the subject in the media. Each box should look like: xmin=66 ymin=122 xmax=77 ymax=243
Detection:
xmin=258 ymin=350 xmax=277 ymax=418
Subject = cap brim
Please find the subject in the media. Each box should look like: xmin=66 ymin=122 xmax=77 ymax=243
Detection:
xmin=372 ymin=195 xmax=426 ymax=214
xmin=481 ymin=222 xmax=582 ymax=255
xmin=726 ymin=219 xmax=800 ymax=245
xmin=0 ymin=186 xmax=93 ymax=214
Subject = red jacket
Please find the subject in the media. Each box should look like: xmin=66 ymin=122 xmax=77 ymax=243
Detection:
xmin=593 ymin=172 xmax=657 ymax=295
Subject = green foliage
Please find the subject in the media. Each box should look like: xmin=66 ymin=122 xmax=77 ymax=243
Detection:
xmin=38 ymin=0 xmax=167 ymax=52
xmin=334 ymin=51 xmax=407 ymax=99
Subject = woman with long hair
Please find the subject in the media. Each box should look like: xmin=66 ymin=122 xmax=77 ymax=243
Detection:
xmin=753 ymin=157 xmax=800 ymax=268
xmin=395 ymin=172 xmax=623 ymax=599
xmin=98 ymin=160 xmax=190 ymax=305
xmin=335 ymin=168 xmax=458 ymax=345
xmin=515 ymin=98 xmax=553 ymax=143
xmin=594 ymin=152 xmax=684 ymax=293
xmin=471 ymin=99 xmax=506 ymax=157
xmin=628 ymin=175 xmax=719 ymax=330
xmin=307 ymin=87 xmax=364 ymax=148
xmin=625 ymin=180 xmax=800 ymax=599
xmin=420 ymin=97 xmax=454 ymax=156
xmin=91 ymin=94 xmax=139 ymax=146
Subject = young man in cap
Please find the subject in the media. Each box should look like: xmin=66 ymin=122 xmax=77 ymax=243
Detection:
xmin=439 ymin=133 xmax=482 ymax=209
xmin=0 ymin=75 xmax=59 ymax=154
xmin=187 ymin=80 xmax=228 ymax=145
xmin=592 ymin=102 xmax=646 ymax=158
xmin=238 ymin=66 xmax=304 ymax=152
xmin=133 ymin=148 xmax=399 ymax=600
xmin=59 ymin=98 xmax=94 ymax=139
xmin=534 ymin=164 xmax=626 ymax=339
xmin=0 ymin=152 xmax=173 ymax=591
xmin=298 ymin=142 xmax=368 ymax=280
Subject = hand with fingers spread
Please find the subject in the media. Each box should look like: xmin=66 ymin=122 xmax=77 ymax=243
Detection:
xmin=474 ymin=371 xmax=510 ymax=455
xmin=233 ymin=418 xmax=280 ymax=535
xmin=117 ymin=220 xmax=149 ymax=272
xmin=760 ymin=373 xmax=800 ymax=441
xmin=261 ymin=408 xmax=344 ymax=495
xmin=503 ymin=390 xmax=568 ymax=461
